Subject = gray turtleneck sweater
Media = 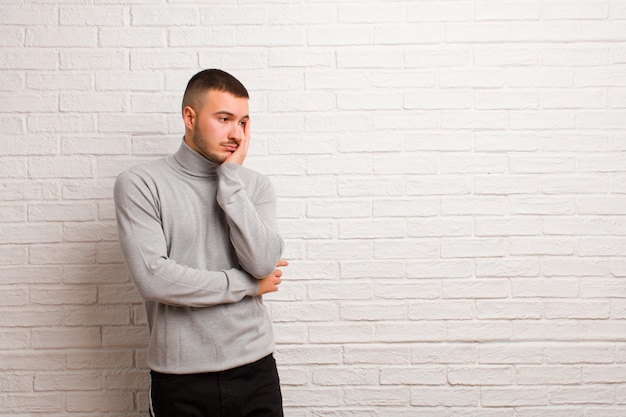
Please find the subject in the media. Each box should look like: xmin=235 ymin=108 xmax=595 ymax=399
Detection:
xmin=113 ymin=140 xmax=283 ymax=374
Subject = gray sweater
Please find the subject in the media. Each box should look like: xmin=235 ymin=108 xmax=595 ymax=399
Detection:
xmin=113 ymin=140 xmax=283 ymax=374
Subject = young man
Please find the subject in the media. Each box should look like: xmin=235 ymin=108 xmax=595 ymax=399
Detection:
xmin=114 ymin=69 xmax=286 ymax=416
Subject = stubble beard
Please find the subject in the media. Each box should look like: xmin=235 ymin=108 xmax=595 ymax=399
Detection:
xmin=190 ymin=127 xmax=227 ymax=165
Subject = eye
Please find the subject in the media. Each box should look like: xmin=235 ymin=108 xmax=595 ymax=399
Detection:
xmin=218 ymin=117 xmax=228 ymax=123
xmin=239 ymin=120 xmax=247 ymax=127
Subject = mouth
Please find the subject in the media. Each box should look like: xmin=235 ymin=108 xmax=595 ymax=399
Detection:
xmin=223 ymin=143 xmax=238 ymax=152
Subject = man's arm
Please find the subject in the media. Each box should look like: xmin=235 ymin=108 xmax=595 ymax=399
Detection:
xmin=216 ymin=120 xmax=285 ymax=278
xmin=216 ymin=165 xmax=284 ymax=278
xmin=113 ymin=171 xmax=260 ymax=308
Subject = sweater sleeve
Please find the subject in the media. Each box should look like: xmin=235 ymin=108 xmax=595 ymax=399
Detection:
xmin=113 ymin=171 xmax=259 ymax=308
xmin=216 ymin=163 xmax=284 ymax=278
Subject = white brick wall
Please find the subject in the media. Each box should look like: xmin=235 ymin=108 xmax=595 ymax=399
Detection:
xmin=1 ymin=0 xmax=625 ymax=415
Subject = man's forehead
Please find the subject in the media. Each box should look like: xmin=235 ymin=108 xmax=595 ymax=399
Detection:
xmin=201 ymin=89 xmax=249 ymax=113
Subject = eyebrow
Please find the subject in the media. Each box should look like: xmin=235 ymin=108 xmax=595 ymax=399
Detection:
xmin=213 ymin=111 xmax=249 ymax=120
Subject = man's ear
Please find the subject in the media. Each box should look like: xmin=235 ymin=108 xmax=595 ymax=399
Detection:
xmin=182 ymin=106 xmax=196 ymax=131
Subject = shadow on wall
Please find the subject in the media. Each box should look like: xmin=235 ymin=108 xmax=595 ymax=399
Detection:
xmin=4 ymin=208 xmax=151 ymax=414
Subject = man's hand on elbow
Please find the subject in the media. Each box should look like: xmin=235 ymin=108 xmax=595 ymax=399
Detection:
xmin=257 ymin=259 xmax=288 ymax=295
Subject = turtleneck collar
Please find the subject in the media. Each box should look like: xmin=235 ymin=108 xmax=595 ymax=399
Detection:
xmin=171 ymin=139 xmax=219 ymax=177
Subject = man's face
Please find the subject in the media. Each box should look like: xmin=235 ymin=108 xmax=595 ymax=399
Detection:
xmin=184 ymin=90 xmax=249 ymax=164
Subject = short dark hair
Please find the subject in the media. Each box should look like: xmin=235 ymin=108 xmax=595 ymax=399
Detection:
xmin=182 ymin=69 xmax=249 ymax=112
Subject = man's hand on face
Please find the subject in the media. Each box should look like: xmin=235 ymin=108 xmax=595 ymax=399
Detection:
xmin=257 ymin=260 xmax=288 ymax=295
xmin=223 ymin=119 xmax=250 ymax=166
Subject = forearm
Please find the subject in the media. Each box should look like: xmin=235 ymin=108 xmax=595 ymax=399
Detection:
xmin=216 ymin=164 xmax=284 ymax=278
xmin=121 ymin=246 xmax=257 ymax=307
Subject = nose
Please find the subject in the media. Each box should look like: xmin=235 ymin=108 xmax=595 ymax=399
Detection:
xmin=229 ymin=122 xmax=243 ymax=141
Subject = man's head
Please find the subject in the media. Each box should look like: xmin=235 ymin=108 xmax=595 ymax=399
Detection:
xmin=182 ymin=69 xmax=249 ymax=113
xmin=182 ymin=69 xmax=250 ymax=165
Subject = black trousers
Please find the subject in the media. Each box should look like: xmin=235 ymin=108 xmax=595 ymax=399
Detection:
xmin=149 ymin=354 xmax=283 ymax=417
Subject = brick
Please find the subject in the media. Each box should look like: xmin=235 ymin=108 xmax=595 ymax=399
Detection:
xmin=32 ymin=327 xmax=101 ymax=349
xmin=549 ymin=386 xmax=613 ymax=405
xmin=0 ymin=158 xmax=27 ymax=178
xmin=129 ymin=49 xmax=196 ymax=70
xmin=374 ymin=239 xmax=439 ymax=259
xmin=103 ymin=370 xmax=149 ymax=390
xmin=542 ymin=1 xmax=609 ymax=19
xmin=267 ymin=5 xmax=335 ymax=24
xmin=0 ymin=372 xmax=33 ymax=392
xmin=545 ymin=343 xmax=614 ymax=364
xmin=26 ymin=27 xmax=97 ymax=47
xmin=442 ymin=279 xmax=509 ymax=299
xmin=442 ymin=110 xmax=508 ymax=130
xmin=30 ymin=286 xmax=97 ymax=306
xmin=510 ymin=237 xmax=575 ymax=256
xmin=375 ymin=23 xmax=443 ymax=45
xmin=130 ymin=6 xmax=198 ymax=25
xmin=441 ymin=197 xmax=507 ymax=216
xmin=407 ymin=259 xmax=474 ymax=279
xmin=59 ymin=6 xmax=126 ymax=25
xmin=308 ymin=281 xmax=373 ymax=300
xmin=314 ymin=366 xmax=378 ymax=386
xmin=340 ymin=260 xmax=405 ymax=279
xmin=29 ymin=158 xmax=94 ymax=178
xmin=35 ymin=371 xmax=102 ymax=391
xmin=269 ymin=48 xmax=334 ymax=68
xmin=0 ymin=224 xmax=61 ymax=244
xmin=0 ymin=27 xmax=23 ymax=47
xmin=337 ymin=48 xmax=404 ymax=69
xmin=0 ymin=285 xmax=28 ymax=306
xmin=345 ymin=387 xmax=408 ymax=406
xmin=66 ymin=391 xmax=134 ymax=412
xmin=0 ymin=114 xmax=23 ymax=133
xmin=409 ymin=301 xmax=473 ymax=320
xmin=29 ymin=242 xmax=96 ymax=264
xmin=406 ymin=176 xmax=471 ymax=196
xmin=342 ymin=302 xmax=406 ymax=320
xmin=338 ymin=133 xmax=404 ymax=153
xmin=376 ymin=198 xmax=440 ymax=217
xmin=60 ymin=48 xmax=127 ymax=70
xmin=475 ymin=1 xmax=540 ymax=20
xmin=0 ymin=245 xmax=27 ymax=265
xmin=405 ymin=46 xmax=472 ymax=67
xmin=405 ymin=90 xmax=470 ymax=109
xmin=376 ymin=322 xmax=445 ymax=343
xmin=0 ymin=93 xmax=58 ymax=113
xmin=0 ymin=393 xmax=65 ymax=413
xmin=100 ymin=27 xmax=166 ymax=47
xmin=339 ymin=4 xmax=405 ymax=23
xmin=310 ymin=323 xmax=376 ymax=343
xmin=0 ymin=6 xmax=56 ymax=25
xmin=448 ymin=366 xmax=513 ymax=386
xmin=0 ymin=48 xmax=58 ymax=70
xmin=308 ymin=25 xmax=371 ymax=46
xmin=96 ymin=71 xmax=163 ymax=91
xmin=27 ymin=73 xmax=92 ymax=91
xmin=513 ymin=320 xmax=626 ymax=341
xmin=66 ymin=349 xmax=134 ymax=369
xmin=410 ymin=387 xmax=478 ymax=407
xmin=60 ymin=92 xmax=127 ymax=112
xmin=282 ymin=387 xmax=343 ymax=407
xmin=447 ymin=321 xmax=511 ymax=342
xmin=476 ymin=258 xmax=541 ymax=278
xmin=511 ymin=278 xmax=580 ymax=298
xmin=481 ymin=387 xmax=548 ymax=407
xmin=28 ymin=114 xmax=96 ymax=133
xmin=376 ymin=282 xmax=440 ymax=300
xmin=542 ymin=46 xmax=609 ymax=66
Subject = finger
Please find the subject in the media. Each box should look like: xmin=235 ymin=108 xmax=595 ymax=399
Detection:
xmin=277 ymin=259 xmax=289 ymax=267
